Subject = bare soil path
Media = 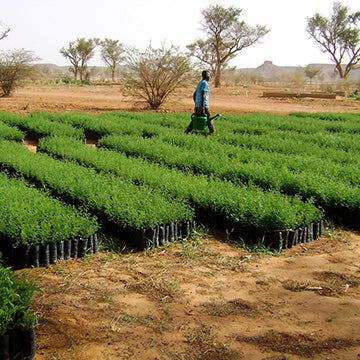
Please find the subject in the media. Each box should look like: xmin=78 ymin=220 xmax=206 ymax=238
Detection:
xmin=27 ymin=230 xmax=360 ymax=360
xmin=1 ymin=84 xmax=360 ymax=115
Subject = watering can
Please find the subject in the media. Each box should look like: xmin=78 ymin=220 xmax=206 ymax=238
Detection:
xmin=191 ymin=113 xmax=221 ymax=131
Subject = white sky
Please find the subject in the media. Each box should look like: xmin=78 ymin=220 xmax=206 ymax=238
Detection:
xmin=0 ymin=0 xmax=359 ymax=69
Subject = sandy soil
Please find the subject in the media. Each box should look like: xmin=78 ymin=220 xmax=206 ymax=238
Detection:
xmin=1 ymin=84 xmax=360 ymax=115
xmin=27 ymin=230 xmax=360 ymax=360
xmin=2 ymin=85 xmax=360 ymax=359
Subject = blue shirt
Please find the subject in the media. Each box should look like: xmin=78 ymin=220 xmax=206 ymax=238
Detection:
xmin=194 ymin=79 xmax=209 ymax=108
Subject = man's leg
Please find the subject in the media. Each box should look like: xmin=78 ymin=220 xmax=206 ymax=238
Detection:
xmin=184 ymin=120 xmax=193 ymax=133
xmin=205 ymin=108 xmax=215 ymax=134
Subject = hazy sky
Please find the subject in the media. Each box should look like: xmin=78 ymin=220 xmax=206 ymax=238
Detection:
xmin=0 ymin=0 xmax=359 ymax=69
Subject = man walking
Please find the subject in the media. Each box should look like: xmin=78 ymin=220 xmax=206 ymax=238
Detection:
xmin=185 ymin=70 xmax=215 ymax=134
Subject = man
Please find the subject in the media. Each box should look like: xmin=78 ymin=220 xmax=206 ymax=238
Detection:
xmin=185 ymin=70 xmax=215 ymax=134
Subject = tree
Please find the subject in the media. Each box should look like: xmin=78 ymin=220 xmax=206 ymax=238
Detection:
xmin=307 ymin=2 xmax=360 ymax=79
xmin=0 ymin=49 xmax=38 ymax=96
xmin=187 ymin=5 xmax=269 ymax=88
xmin=60 ymin=41 xmax=81 ymax=80
xmin=60 ymin=38 xmax=100 ymax=81
xmin=123 ymin=43 xmax=191 ymax=109
xmin=100 ymin=38 xmax=125 ymax=82
xmin=304 ymin=65 xmax=322 ymax=88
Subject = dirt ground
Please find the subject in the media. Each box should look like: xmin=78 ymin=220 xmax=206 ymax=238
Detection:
xmin=2 ymin=85 xmax=360 ymax=360
xmin=1 ymin=84 xmax=360 ymax=115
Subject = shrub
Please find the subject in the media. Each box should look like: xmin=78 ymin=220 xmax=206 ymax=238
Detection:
xmin=0 ymin=266 xmax=39 ymax=335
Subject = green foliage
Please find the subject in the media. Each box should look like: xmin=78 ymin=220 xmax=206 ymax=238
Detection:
xmin=306 ymin=2 xmax=360 ymax=79
xmin=0 ymin=121 xmax=24 ymax=140
xmin=0 ymin=266 xmax=39 ymax=335
xmin=0 ymin=171 xmax=98 ymax=244
xmin=0 ymin=140 xmax=193 ymax=229
xmin=100 ymin=38 xmax=125 ymax=81
xmin=0 ymin=49 xmax=39 ymax=96
xmin=3 ymin=109 xmax=360 ymax=238
xmin=0 ymin=111 xmax=84 ymax=138
xmin=63 ymin=75 xmax=73 ymax=84
xmin=32 ymin=109 xmax=360 ymax=229
xmin=348 ymin=89 xmax=360 ymax=100
xmin=60 ymin=37 xmax=100 ymax=81
xmin=38 ymin=136 xmax=322 ymax=230
xmin=187 ymin=4 xmax=269 ymax=87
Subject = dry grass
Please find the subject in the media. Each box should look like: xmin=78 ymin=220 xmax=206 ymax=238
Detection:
xmin=166 ymin=325 xmax=240 ymax=360
xmin=236 ymin=330 xmax=360 ymax=358
xmin=202 ymin=298 xmax=259 ymax=317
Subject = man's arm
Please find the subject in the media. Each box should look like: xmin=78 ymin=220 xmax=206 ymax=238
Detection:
xmin=201 ymin=90 xmax=206 ymax=114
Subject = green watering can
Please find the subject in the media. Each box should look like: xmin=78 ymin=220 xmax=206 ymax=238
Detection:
xmin=191 ymin=113 xmax=221 ymax=131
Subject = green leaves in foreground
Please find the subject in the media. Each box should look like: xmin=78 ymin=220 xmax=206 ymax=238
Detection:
xmin=0 ymin=266 xmax=39 ymax=335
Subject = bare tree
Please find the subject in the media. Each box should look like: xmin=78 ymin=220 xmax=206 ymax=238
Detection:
xmin=0 ymin=49 xmax=38 ymax=96
xmin=100 ymin=39 xmax=125 ymax=82
xmin=187 ymin=5 xmax=269 ymax=88
xmin=123 ymin=43 xmax=191 ymax=109
xmin=60 ymin=38 xmax=100 ymax=81
xmin=307 ymin=2 xmax=360 ymax=79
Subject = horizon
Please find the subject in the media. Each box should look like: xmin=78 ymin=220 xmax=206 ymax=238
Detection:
xmin=35 ymin=59 xmax=339 ymax=69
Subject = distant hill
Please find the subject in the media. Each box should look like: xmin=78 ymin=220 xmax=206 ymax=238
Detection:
xmin=238 ymin=60 xmax=360 ymax=81
xmin=34 ymin=63 xmax=70 ymax=75
xmin=33 ymin=61 xmax=360 ymax=81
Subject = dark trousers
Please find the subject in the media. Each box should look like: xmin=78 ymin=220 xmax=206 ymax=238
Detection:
xmin=185 ymin=107 xmax=215 ymax=134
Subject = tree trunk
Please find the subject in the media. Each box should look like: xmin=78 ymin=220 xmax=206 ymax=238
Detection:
xmin=112 ymin=62 xmax=116 ymax=82
xmin=214 ymin=66 xmax=221 ymax=88
xmin=335 ymin=62 xmax=345 ymax=79
xmin=73 ymin=67 xmax=78 ymax=81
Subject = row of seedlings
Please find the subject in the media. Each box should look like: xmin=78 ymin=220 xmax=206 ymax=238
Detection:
xmin=16 ymin=110 xmax=360 ymax=150
xmin=27 ymin=110 xmax=360 ymax=228
xmin=38 ymin=137 xmax=324 ymax=250
xmin=0 ymin=171 xmax=99 ymax=269
xmin=0 ymin=111 xmax=85 ymax=139
xmin=0 ymin=140 xmax=195 ymax=250
xmin=81 ymin=111 xmax=360 ymax=165
xmin=154 ymin=131 xmax=360 ymax=226
xmin=97 ymin=132 xmax=360 ymax=228
xmin=75 ymin=110 xmax=360 ymax=168
xmin=30 ymin=111 xmax=353 ymax=230
xmin=0 ymin=120 xmax=25 ymax=141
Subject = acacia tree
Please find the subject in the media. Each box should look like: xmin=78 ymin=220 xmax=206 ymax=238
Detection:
xmin=0 ymin=49 xmax=38 ymax=96
xmin=60 ymin=41 xmax=81 ymax=80
xmin=304 ymin=65 xmax=322 ymax=88
xmin=100 ymin=38 xmax=125 ymax=81
xmin=60 ymin=37 xmax=100 ymax=81
xmin=307 ymin=2 xmax=360 ymax=79
xmin=187 ymin=5 xmax=269 ymax=88
xmin=123 ymin=43 xmax=191 ymax=109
